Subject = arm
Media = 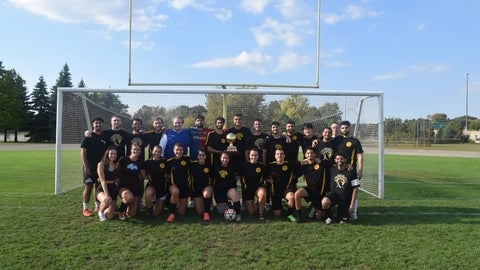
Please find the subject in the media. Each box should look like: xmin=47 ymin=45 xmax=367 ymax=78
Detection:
xmin=159 ymin=133 xmax=167 ymax=157
xmin=356 ymin=153 xmax=363 ymax=179
xmin=349 ymin=187 xmax=358 ymax=214
xmin=97 ymin=162 xmax=109 ymax=198
xmin=80 ymin=147 xmax=90 ymax=176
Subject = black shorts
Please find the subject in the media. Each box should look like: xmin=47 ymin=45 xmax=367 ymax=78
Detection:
xmin=190 ymin=183 xmax=209 ymax=198
xmin=271 ymin=187 xmax=296 ymax=211
xmin=325 ymin=191 xmax=350 ymax=220
xmin=242 ymin=186 xmax=259 ymax=201
xmin=118 ymin=184 xmax=142 ymax=197
xmin=302 ymin=186 xmax=324 ymax=209
xmin=169 ymin=184 xmax=189 ymax=199
xmin=96 ymin=183 xmax=118 ymax=200
xmin=146 ymin=183 xmax=167 ymax=200
xmin=213 ymin=185 xmax=236 ymax=204
xmin=83 ymin=170 xmax=99 ymax=185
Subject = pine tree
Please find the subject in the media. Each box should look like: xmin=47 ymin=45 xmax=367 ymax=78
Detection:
xmin=50 ymin=63 xmax=73 ymax=142
xmin=27 ymin=76 xmax=52 ymax=142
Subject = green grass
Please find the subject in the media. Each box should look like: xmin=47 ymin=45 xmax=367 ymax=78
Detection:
xmin=1 ymin=148 xmax=479 ymax=269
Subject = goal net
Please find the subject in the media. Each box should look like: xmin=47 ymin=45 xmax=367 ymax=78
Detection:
xmin=55 ymin=87 xmax=384 ymax=198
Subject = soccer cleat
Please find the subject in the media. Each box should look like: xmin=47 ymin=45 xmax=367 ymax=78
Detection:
xmin=325 ymin=217 xmax=334 ymax=225
xmin=167 ymin=213 xmax=175 ymax=223
xmin=350 ymin=214 xmax=358 ymax=221
xmin=118 ymin=211 xmax=126 ymax=221
xmin=83 ymin=209 xmax=94 ymax=217
xmin=94 ymin=205 xmax=100 ymax=213
xmin=187 ymin=201 xmax=195 ymax=209
xmin=203 ymin=212 xmax=210 ymax=221
xmin=264 ymin=203 xmax=271 ymax=212
xmin=287 ymin=214 xmax=296 ymax=222
xmin=235 ymin=213 xmax=242 ymax=222
xmin=98 ymin=211 xmax=107 ymax=222
xmin=295 ymin=216 xmax=301 ymax=224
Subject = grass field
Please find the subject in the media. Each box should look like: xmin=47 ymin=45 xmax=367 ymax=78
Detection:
xmin=1 ymin=145 xmax=479 ymax=269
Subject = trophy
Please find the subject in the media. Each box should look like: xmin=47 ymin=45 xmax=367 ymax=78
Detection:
xmin=226 ymin=133 xmax=238 ymax=155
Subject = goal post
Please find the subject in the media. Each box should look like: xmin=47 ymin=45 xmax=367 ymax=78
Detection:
xmin=55 ymin=87 xmax=384 ymax=198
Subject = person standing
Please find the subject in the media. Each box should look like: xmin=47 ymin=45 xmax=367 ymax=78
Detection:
xmin=80 ymin=117 xmax=108 ymax=217
xmin=330 ymin=122 xmax=340 ymax=138
xmin=190 ymin=114 xmax=212 ymax=162
xmin=335 ymin=120 xmax=364 ymax=221
xmin=262 ymin=121 xmax=286 ymax=165
xmin=227 ymin=113 xmax=252 ymax=170
xmin=283 ymin=120 xmax=303 ymax=162
xmin=127 ymin=118 xmax=147 ymax=161
xmin=301 ymin=123 xmax=318 ymax=156
xmin=144 ymin=117 xmax=166 ymax=159
xmin=245 ymin=118 xmax=267 ymax=156
xmin=160 ymin=115 xmax=193 ymax=159
xmin=95 ymin=147 xmax=119 ymax=221
xmin=206 ymin=117 xmax=228 ymax=168
xmin=322 ymin=152 xmax=360 ymax=224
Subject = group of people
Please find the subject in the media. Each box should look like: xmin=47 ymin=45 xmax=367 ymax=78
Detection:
xmin=80 ymin=113 xmax=364 ymax=224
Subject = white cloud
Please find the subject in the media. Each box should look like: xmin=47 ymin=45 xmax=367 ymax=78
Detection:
xmin=372 ymin=63 xmax=449 ymax=81
xmin=321 ymin=46 xmax=347 ymax=58
xmin=240 ymin=0 xmax=270 ymax=14
xmin=167 ymin=0 xmax=195 ymax=10
xmin=372 ymin=71 xmax=407 ymax=81
xmin=276 ymin=51 xmax=312 ymax=71
xmin=251 ymin=18 xmax=302 ymax=48
xmin=7 ymin=0 xmax=166 ymax=32
xmin=192 ymin=50 xmax=272 ymax=73
xmin=276 ymin=0 xmax=313 ymax=20
xmin=322 ymin=4 xmax=379 ymax=25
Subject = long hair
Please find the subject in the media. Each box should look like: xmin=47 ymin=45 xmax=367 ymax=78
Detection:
xmin=101 ymin=146 xmax=117 ymax=170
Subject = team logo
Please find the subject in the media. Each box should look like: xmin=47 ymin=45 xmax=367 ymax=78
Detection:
xmin=334 ymin=175 xmax=347 ymax=188
xmin=320 ymin=147 xmax=334 ymax=160
xmin=274 ymin=144 xmax=283 ymax=150
xmin=236 ymin=133 xmax=243 ymax=140
xmin=111 ymin=134 xmax=123 ymax=146
xmin=254 ymin=138 xmax=265 ymax=149
xmin=219 ymin=170 xmax=228 ymax=179
xmin=159 ymin=163 xmax=165 ymax=169
xmin=181 ymin=160 xmax=187 ymax=166
xmin=313 ymin=164 xmax=320 ymax=170
xmin=292 ymin=135 xmax=297 ymax=140
xmin=221 ymin=138 xmax=226 ymax=144
xmin=203 ymin=168 xmax=209 ymax=173
xmin=282 ymin=165 xmax=288 ymax=171
xmin=346 ymin=142 xmax=352 ymax=147
xmin=127 ymin=163 xmax=138 ymax=171
xmin=255 ymin=167 xmax=261 ymax=173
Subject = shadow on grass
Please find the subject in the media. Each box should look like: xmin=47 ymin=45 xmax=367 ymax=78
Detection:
xmin=357 ymin=205 xmax=480 ymax=226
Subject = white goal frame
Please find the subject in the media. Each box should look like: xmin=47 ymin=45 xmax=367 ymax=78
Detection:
xmin=55 ymin=87 xmax=384 ymax=198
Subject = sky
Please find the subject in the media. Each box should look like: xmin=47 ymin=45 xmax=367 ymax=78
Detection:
xmin=1 ymin=0 xmax=479 ymax=120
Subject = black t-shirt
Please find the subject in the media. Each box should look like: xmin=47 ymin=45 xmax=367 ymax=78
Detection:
xmin=80 ymin=132 xmax=108 ymax=170
xmin=238 ymin=162 xmax=268 ymax=190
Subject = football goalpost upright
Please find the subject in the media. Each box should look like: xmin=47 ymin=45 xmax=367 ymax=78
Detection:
xmin=55 ymin=87 xmax=384 ymax=199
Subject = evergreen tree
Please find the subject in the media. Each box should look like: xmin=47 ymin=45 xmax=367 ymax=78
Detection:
xmin=27 ymin=76 xmax=51 ymax=142
xmin=0 ymin=61 xmax=30 ymax=142
xmin=50 ymin=63 xmax=73 ymax=142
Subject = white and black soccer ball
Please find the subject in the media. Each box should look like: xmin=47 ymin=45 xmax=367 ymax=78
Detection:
xmin=223 ymin=208 xmax=237 ymax=221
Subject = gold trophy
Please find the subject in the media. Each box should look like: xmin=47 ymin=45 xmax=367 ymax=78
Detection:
xmin=226 ymin=133 xmax=238 ymax=155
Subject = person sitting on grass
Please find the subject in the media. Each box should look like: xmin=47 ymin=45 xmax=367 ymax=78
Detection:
xmin=95 ymin=147 xmax=119 ymax=221
xmin=189 ymin=149 xmax=214 ymax=222
xmin=144 ymin=145 xmax=168 ymax=220
xmin=212 ymin=151 xmax=242 ymax=221
xmin=321 ymin=152 xmax=360 ymax=224
xmin=165 ymin=143 xmax=191 ymax=223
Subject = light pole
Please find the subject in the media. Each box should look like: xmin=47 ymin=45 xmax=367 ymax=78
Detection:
xmin=465 ymin=73 xmax=469 ymax=134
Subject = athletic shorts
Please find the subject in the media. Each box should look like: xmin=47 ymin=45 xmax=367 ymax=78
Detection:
xmin=83 ymin=169 xmax=99 ymax=185
xmin=168 ymin=184 xmax=189 ymax=199
xmin=325 ymin=191 xmax=350 ymax=221
xmin=146 ymin=183 xmax=167 ymax=200
xmin=241 ymin=186 xmax=260 ymax=201
xmin=271 ymin=187 xmax=296 ymax=211
xmin=302 ymin=186 xmax=324 ymax=209
xmin=95 ymin=183 xmax=118 ymax=200
xmin=190 ymin=183 xmax=209 ymax=198
xmin=118 ymin=184 xmax=142 ymax=197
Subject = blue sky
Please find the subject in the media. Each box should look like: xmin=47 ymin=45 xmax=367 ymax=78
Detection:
xmin=1 ymin=0 xmax=479 ymax=120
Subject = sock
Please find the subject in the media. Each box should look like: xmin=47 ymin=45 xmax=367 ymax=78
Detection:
xmin=147 ymin=207 xmax=153 ymax=215
xmin=296 ymin=209 xmax=302 ymax=218
xmin=204 ymin=198 xmax=212 ymax=214
xmin=169 ymin=203 xmax=177 ymax=214
xmin=83 ymin=203 xmax=89 ymax=209
xmin=233 ymin=201 xmax=241 ymax=214
xmin=285 ymin=207 xmax=293 ymax=216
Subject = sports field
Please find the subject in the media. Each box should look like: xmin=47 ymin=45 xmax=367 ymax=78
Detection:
xmin=0 ymin=143 xmax=479 ymax=269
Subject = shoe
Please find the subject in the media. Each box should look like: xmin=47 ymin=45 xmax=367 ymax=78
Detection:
xmin=83 ymin=209 xmax=94 ymax=217
xmin=94 ymin=205 xmax=100 ymax=213
xmin=118 ymin=211 xmax=126 ymax=221
xmin=295 ymin=216 xmax=301 ymax=223
xmin=325 ymin=217 xmax=334 ymax=225
xmin=241 ymin=203 xmax=246 ymax=211
xmin=308 ymin=206 xmax=316 ymax=218
xmin=287 ymin=214 xmax=296 ymax=222
xmin=259 ymin=214 xmax=265 ymax=221
xmin=167 ymin=213 xmax=175 ymax=223
xmin=264 ymin=203 xmax=271 ymax=212
xmin=350 ymin=213 xmax=358 ymax=221
xmin=187 ymin=201 xmax=195 ymax=209
xmin=235 ymin=213 xmax=242 ymax=222
xmin=98 ymin=211 xmax=107 ymax=222
xmin=203 ymin=212 xmax=210 ymax=221
xmin=281 ymin=199 xmax=288 ymax=211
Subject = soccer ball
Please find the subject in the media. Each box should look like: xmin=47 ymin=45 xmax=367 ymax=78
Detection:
xmin=223 ymin=208 xmax=237 ymax=221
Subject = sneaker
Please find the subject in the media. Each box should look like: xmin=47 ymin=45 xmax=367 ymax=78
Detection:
xmin=118 ymin=211 xmax=126 ymax=221
xmin=167 ymin=213 xmax=175 ymax=223
xmin=295 ymin=216 xmax=301 ymax=223
xmin=235 ymin=213 xmax=242 ymax=222
xmin=287 ymin=214 xmax=296 ymax=222
xmin=98 ymin=211 xmax=107 ymax=222
xmin=264 ymin=203 xmax=271 ymax=212
xmin=259 ymin=214 xmax=265 ymax=221
xmin=350 ymin=213 xmax=358 ymax=221
xmin=308 ymin=206 xmax=317 ymax=218
xmin=187 ymin=201 xmax=195 ymax=209
xmin=83 ymin=209 xmax=94 ymax=217
xmin=203 ymin=212 xmax=210 ymax=221
xmin=94 ymin=205 xmax=100 ymax=213
xmin=325 ymin=217 xmax=334 ymax=225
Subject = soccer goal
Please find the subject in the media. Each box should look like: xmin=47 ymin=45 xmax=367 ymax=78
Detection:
xmin=55 ymin=87 xmax=384 ymax=198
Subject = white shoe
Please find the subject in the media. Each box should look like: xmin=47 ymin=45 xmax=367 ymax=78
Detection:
xmin=235 ymin=213 xmax=242 ymax=222
xmin=187 ymin=201 xmax=195 ymax=209
xmin=325 ymin=217 xmax=334 ymax=225
xmin=98 ymin=211 xmax=107 ymax=222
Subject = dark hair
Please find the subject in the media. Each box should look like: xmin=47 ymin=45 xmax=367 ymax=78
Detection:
xmin=215 ymin=116 xmax=225 ymax=123
xmin=195 ymin=115 xmax=205 ymax=121
xmin=304 ymin=146 xmax=315 ymax=153
xmin=286 ymin=120 xmax=295 ymax=125
xmin=340 ymin=120 xmax=351 ymax=127
xmin=271 ymin=121 xmax=280 ymax=126
xmin=233 ymin=113 xmax=243 ymax=118
xmin=133 ymin=118 xmax=142 ymax=125
xmin=335 ymin=152 xmax=347 ymax=159
xmin=91 ymin=117 xmax=104 ymax=124
xmin=303 ymin=123 xmax=313 ymax=129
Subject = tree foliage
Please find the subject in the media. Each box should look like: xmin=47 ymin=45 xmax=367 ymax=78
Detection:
xmin=204 ymin=93 xmax=264 ymax=128
xmin=27 ymin=76 xmax=52 ymax=142
xmin=133 ymin=105 xmax=166 ymax=126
